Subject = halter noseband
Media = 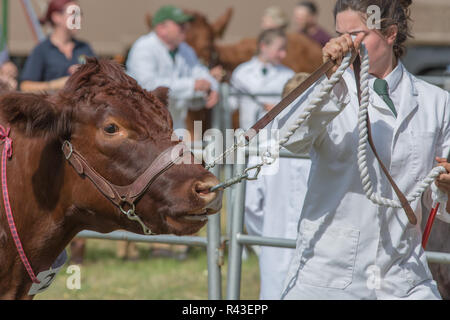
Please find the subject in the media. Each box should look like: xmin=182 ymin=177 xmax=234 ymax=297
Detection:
xmin=62 ymin=141 xmax=192 ymax=234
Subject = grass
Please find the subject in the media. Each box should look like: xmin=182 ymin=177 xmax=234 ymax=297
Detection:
xmin=35 ymin=237 xmax=261 ymax=300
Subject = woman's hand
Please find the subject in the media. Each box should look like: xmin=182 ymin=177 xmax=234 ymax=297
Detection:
xmin=323 ymin=33 xmax=365 ymax=78
xmin=205 ymin=90 xmax=219 ymax=109
xmin=435 ymin=157 xmax=450 ymax=194
xmin=263 ymin=103 xmax=276 ymax=112
xmin=68 ymin=64 xmax=81 ymax=75
xmin=436 ymin=157 xmax=450 ymax=214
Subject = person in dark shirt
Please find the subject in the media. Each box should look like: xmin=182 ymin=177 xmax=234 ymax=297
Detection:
xmin=20 ymin=0 xmax=95 ymax=264
xmin=20 ymin=0 xmax=94 ymax=93
xmin=292 ymin=1 xmax=332 ymax=48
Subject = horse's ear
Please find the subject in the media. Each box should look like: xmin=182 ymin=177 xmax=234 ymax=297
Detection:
xmin=212 ymin=7 xmax=233 ymax=39
xmin=151 ymin=87 xmax=169 ymax=107
xmin=145 ymin=13 xmax=153 ymax=30
xmin=0 ymin=93 xmax=71 ymax=138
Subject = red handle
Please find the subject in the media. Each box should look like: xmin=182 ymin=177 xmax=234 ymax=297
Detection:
xmin=422 ymin=203 xmax=439 ymax=249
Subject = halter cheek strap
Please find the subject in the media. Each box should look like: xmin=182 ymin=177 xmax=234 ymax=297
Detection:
xmin=62 ymin=141 xmax=193 ymax=234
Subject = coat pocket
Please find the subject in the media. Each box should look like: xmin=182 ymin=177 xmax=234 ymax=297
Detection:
xmin=297 ymin=219 xmax=360 ymax=289
xmin=410 ymin=131 xmax=436 ymax=181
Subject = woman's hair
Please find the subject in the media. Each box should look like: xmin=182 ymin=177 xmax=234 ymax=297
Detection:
xmin=256 ymin=27 xmax=286 ymax=55
xmin=257 ymin=27 xmax=286 ymax=46
xmin=262 ymin=6 xmax=289 ymax=29
xmin=333 ymin=0 xmax=413 ymax=58
xmin=40 ymin=0 xmax=75 ymax=26
xmin=296 ymin=1 xmax=318 ymax=15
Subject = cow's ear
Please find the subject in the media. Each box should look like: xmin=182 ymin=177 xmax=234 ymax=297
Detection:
xmin=0 ymin=93 xmax=71 ymax=138
xmin=151 ymin=87 xmax=169 ymax=107
xmin=212 ymin=7 xmax=233 ymax=39
xmin=145 ymin=13 xmax=153 ymax=30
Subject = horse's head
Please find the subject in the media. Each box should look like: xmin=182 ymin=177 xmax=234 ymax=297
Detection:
xmin=0 ymin=58 xmax=222 ymax=235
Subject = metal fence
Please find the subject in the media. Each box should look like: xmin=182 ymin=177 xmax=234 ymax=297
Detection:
xmin=76 ymin=77 xmax=450 ymax=300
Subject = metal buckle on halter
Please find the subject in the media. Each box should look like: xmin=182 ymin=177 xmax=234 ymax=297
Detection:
xmin=119 ymin=198 xmax=153 ymax=235
xmin=62 ymin=140 xmax=73 ymax=160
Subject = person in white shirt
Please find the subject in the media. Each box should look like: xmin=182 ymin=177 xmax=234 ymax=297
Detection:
xmin=126 ymin=5 xmax=219 ymax=132
xmin=278 ymin=0 xmax=450 ymax=300
xmin=229 ymin=28 xmax=310 ymax=299
xmin=229 ymin=28 xmax=295 ymax=130
xmin=248 ymin=73 xmax=314 ymax=300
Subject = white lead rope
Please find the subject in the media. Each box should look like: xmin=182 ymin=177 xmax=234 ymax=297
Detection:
xmin=207 ymin=45 xmax=446 ymax=209
xmin=355 ymin=45 xmax=446 ymax=208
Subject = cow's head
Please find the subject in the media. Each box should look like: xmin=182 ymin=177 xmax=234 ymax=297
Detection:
xmin=0 ymin=58 xmax=222 ymax=235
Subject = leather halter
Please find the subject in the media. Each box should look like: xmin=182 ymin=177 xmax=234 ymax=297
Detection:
xmin=62 ymin=141 xmax=192 ymax=234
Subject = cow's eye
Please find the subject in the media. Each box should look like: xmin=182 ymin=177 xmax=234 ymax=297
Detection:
xmin=104 ymin=123 xmax=119 ymax=134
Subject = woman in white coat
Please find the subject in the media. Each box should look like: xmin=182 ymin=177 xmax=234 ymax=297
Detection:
xmin=229 ymin=29 xmax=311 ymax=300
xmin=229 ymin=28 xmax=295 ymax=130
xmin=278 ymin=0 xmax=450 ymax=300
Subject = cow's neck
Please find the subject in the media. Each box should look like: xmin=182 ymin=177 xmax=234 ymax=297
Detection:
xmin=0 ymin=137 xmax=82 ymax=298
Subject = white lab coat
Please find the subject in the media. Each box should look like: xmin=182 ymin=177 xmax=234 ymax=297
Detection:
xmin=277 ymin=62 xmax=450 ymax=300
xmin=228 ymin=56 xmax=295 ymax=130
xmin=126 ymin=32 xmax=218 ymax=130
xmin=230 ymin=57 xmax=312 ymax=299
xmin=245 ymin=155 xmax=311 ymax=300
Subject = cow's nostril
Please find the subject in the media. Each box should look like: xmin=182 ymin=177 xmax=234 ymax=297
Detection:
xmin=192 ymin=178 xmax=223 ymax=213
xmin=194 ymin=177 xmax=220 ymax=198
xmin=194 ymin=181 xmax=215 ymax=196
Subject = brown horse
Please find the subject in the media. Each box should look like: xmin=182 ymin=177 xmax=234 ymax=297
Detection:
xmin=0 ymin=58 xmax=222 ymax=299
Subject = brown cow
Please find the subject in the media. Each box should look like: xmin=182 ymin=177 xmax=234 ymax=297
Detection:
xmin=0 ymin=58 xmax=222 ymax=299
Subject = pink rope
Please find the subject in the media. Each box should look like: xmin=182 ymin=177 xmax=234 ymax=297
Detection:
xmin=0 ymin=126 xmax=40 ymax=284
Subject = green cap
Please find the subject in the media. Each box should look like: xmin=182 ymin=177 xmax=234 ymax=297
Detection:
xmin=152 ymin=5 xmax=193 ymax=27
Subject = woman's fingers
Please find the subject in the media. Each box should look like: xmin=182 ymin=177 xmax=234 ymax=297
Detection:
xmin=434 ymin=161 xmax=450 ymax=193
xmin=353 ymin=32 xmax=366 ymax=51
xmin=323 ymin=33 xmax=366 ymax=78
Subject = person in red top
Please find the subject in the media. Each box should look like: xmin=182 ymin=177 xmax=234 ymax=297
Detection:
xmin=20 ymin=0 xmax=95 ymax=93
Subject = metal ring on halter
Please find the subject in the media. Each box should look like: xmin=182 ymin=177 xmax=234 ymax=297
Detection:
xmin=243 ymin=164 xmax=262 ymax=181
xmin=261 ymin=150 xmax=276 ymax=165
xmin=62 ymin=141 xmax=73 ymax=160
xmin=118 ymin=200 xmax=153 ymax=235
xmin=119 ymin=200 xmax=136 ymax=217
